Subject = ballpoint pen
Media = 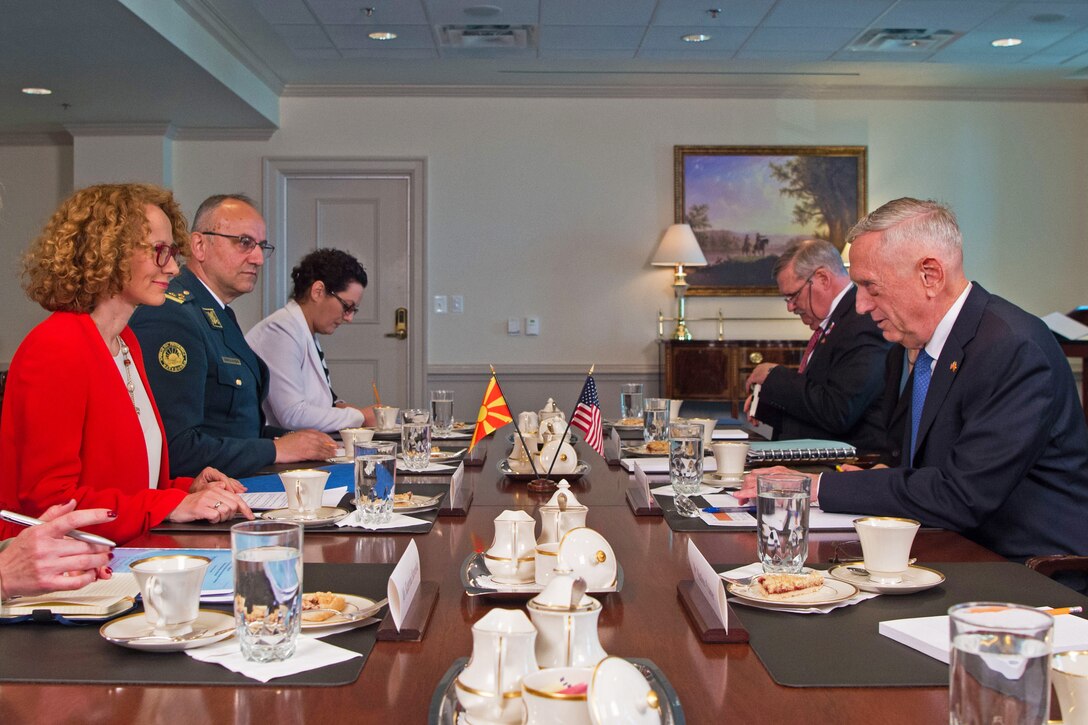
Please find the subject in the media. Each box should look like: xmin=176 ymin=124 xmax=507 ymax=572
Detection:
xmin=0 ymin=510 xmax=116 ymax=547
xmin=701 ymin=506 xmax=757 ymax=515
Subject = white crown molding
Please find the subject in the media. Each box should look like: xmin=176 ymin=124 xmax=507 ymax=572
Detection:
xmin=64 ymin=123 xmax=177 ymax=138
xmin=172 ymin=127 xmax=277 ymax=141
xmin=281 ymin=82 xmax=1088 ymax=103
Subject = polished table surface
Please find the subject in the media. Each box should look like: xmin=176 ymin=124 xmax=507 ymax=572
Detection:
xmin=0 ymin=435 xmax=1006 ymax=724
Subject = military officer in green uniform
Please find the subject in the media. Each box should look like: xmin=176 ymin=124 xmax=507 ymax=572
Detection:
xmin=131 ymin=194 xmax=336 ymax=478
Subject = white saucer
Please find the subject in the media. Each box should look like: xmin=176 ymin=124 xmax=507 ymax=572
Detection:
xmin=727 ymin=576 xmax=858 ymax=607
xmin=259 ymin=506 xmax=350 ymax=526
xmin=828 ymin=563 xmax=945 ymax=594
xmin=702 ymin=472 xmax=743 ymax=488
xmin=100 ymin=609 xmax=234 ymax=651
xmin=301 ymin=593 xmax=382 ymax=629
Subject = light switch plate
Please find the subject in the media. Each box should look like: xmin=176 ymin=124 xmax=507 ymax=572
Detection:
xmin=525 ymin=316 xmax=540 ymax=335
xmin=451 ymin=295 xmax=464 ymax=314
xmin=507 ymin=317 xmax=521 ymax=335
xmin=433 ymin=295 xmax=447 ymax=314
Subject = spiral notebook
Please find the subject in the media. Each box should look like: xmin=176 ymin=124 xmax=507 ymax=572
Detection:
xmin=747 ymin=439 xmax=857 ymax=465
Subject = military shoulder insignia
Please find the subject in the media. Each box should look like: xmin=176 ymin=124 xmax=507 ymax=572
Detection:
xmin=202 ymin=307 xmax=223 ymax=329
xmin=159 ymin=341 xmax=188 ymax=373
xmin=164 ymin=291 xmax=187 ymax=304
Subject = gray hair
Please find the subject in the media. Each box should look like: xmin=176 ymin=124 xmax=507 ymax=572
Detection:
xmin=191 ymin=193 xmax=259 ymax=233
xmin=846 ymin=197 xmax=962 ymax=265
xmin=772 ymin=238 xmax=847 ymax=281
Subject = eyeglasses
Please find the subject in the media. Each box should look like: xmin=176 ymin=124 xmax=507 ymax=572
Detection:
xmin=328 ymin=290 xmax=359 ymax=317
xmin=198 ymin=231 xmax=275 ymax=257
xmin=151 ymin=242 xmax=181 ymax=268
xmin=783 ymin=272 xmax=815 ymax=306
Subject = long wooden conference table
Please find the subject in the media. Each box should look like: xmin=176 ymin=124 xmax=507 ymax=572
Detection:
xmin=0 ymin=434 xmax=1026 ymax=723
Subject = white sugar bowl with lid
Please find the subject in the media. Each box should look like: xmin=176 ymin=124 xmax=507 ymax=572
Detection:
xmin=539 ymin=439 xmax=578 ymax=474
xmin=455 ymin=608 xmax=539 ymax=724
xmin=484 ymin=510 xmax=537 ymax=584
xmin=537 ymin=481 xmax=589 ymax=547
xmin=528 ymin=571 xmax=607 ymax=669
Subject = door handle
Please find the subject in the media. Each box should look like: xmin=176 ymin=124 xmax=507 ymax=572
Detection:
xmin=384 ymin=307 xmax=408 ymax=339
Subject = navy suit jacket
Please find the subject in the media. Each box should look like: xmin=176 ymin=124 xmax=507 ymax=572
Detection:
xmin=757 ymin=286 xmax=892 ymax=452
xmin=820 ymin=284 xmax=1088 ymax=560
xmin=130 ymin=267 xmax=283 ymax=478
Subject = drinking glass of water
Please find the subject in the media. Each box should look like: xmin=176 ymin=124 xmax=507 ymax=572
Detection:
xmin=231 ymin=520 xmax=303 ymax=662
xmin=619 ymin=383 xmax=644 ymax=422
xmin=430 ymin=389 xmax=455 ymax=436
xmin=756 ymin=473 xmax=811 ymax=573
xmin=949 ymin=603 xmax=1053 ymax=725
xmin=669 ymin=422 xmax=704 ymax=497
xmin=355 ymin=441 xmax=398 ymax=525
xmin=401 ymin=420 xmax=432 ymax=472
xmin=643 ymin=397 xmax=669 ymax=443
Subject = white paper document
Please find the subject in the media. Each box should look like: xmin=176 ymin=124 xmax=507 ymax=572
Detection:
xmin=687 ymin=539 xmax=728 ymax=628
xmin=388 ymin=539 xmax=421 ymax=631
xmin=880 ymin=609 xmax=1088 ymax=664
xmin=450 ymin=462 xmax=464 ymax=504
xmin=240 ymin=487 xmax=348 ymax=511
xmin=1043 ymin=311 xmax=1088 ymax=341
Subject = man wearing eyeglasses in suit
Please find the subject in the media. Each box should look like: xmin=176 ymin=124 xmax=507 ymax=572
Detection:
xmin=131 ymin=194 xmax=335 ymax=478
xmin=744 ymin=238 xmax=891 ymax=453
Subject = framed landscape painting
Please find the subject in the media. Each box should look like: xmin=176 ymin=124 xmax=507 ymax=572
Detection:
xmin=674 ymin=145 xmax=867 ymax=296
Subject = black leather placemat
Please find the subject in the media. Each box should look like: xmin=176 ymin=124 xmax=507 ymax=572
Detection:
xmin=653 ymin=493 xmax=753 ymax=532
xmin=724 ymin=561 xmax=1088 ymax=688
xmin=152 ymin=484 xmax=446 ymax=534
xmin=0 ymin=563 xmax=392 ymax=686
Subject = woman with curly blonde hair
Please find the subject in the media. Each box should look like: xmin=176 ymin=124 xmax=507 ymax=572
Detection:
xmin=0 ymin=183 xmax=253 ymax=545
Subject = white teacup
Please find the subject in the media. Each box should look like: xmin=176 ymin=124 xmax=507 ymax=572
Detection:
xmin=1053 ymin=650 xmax=1088 ymax=725
xmin=853 ymin=516 xmax=920 ymax=584
xmin=130 ymin=554 xmax=210 ymax=635
xmin=712 ymin=441 xmax=750 ymax=481
xmin=535 ymin=543 xmax=560 ymax=585
xmin=687 ymin=418 xmax=717 ymax=448
xmin=279 ymin=469 xmax=330 ymax=518
xmin=340 ymin=427 xmax=375 ymax=458
xmin=522 ymin=667 xmax=594 ymax=725
xmin=668 ymin=399 xmax=683 ymax=420
xmin=374 ymin=406 xmax=399 ymax=430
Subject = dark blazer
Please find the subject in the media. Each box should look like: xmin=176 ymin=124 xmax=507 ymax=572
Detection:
xmin=820 ymin=284 xmax=1088 ymax=560
xmin=756 ymin=285 xmax=892 ymax=453
xmin=876 ymin=346 xmax=913 ymax=467
xmin=130 ymin=267 xmax=282 ymax=478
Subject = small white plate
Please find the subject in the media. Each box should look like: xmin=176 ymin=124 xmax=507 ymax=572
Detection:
xmin=702 ymin=472 xmax=744 ymax=487
xmin=827 ymin=563 xmax=945 ymax=595
xmin=259 ymin=506 xmax=350 ymax=526
xmin=392 ymin=494 xmax=443 ymax=513
xmin=301 ymin=593 xmax=382 ymax=629
xmin=100 ymin=609 xmax=234 ymax=651
xmin=558 ymin=527 xmax=618 ymax=589
xmin=727 ymin=576 xmax=858 ymax=607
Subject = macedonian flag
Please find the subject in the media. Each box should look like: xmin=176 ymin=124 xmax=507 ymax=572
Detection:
xmin=469 ymin=374 xmax=514 ymax=451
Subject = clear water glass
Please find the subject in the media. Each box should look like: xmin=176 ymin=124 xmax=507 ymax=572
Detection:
xmin=231 ymin=520 xmax=303 ymax=662
xmin=619 ymin=383 xmax=644 ymax=422
xmin=669 ymin=422 xmax=704 ymax=496
xmin=643 ymin=397 xmax=669 ymax=443
xmin=949 ymin=602 xmax=1053 ymax=725
xmin=401 ymin=421 xmax=432 ymax=471
xmin=430 ymin=389 xmax=455 ymax=436
xmin=756 ymin=473 xmax=811 ymax=573
xmin=355 ymin=441 xmax=398 ymax=525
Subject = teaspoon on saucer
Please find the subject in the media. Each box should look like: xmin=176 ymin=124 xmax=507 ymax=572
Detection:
xmin=108 ymin=625 xmax=234 ymax=643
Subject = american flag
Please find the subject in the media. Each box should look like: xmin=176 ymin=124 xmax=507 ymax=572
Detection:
xmin=570 ymin=374 xmax=604 ymax=456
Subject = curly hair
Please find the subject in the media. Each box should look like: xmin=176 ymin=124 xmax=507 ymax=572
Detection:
xmin=23 ymin=183 xmax=189 ymax=313
xmin=290 ymin=248 xmax=368 ymax=302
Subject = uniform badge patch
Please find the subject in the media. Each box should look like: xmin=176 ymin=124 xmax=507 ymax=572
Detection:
xmin=202 ymin=307 xmax=223 ymax=329
xmin=159 ymin=341 xmax=188 ymax=372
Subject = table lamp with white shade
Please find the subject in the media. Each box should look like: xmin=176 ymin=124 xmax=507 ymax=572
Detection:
xmin=652 ymin=223 xmax=707 ymax=340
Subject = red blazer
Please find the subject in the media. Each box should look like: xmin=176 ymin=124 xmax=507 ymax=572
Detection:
xmin=0 ymin=312 xmax=192 ymax=543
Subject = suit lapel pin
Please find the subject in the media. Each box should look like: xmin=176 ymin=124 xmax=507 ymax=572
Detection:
xmin=950 ymin=361 xmax=958 ymax=373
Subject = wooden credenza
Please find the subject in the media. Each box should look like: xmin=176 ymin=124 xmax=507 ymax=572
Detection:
xmin=659 ymin=339 xmax=806 ymax=416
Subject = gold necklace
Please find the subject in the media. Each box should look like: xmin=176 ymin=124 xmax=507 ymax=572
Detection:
xmin=118 ymin=337 xmax=141 ymax=415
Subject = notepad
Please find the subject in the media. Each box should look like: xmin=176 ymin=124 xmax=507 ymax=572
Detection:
xmin=748 ymin=439 xmax=857 ymax=465
xmin=1 ymin=573 xmax=140 ymax=617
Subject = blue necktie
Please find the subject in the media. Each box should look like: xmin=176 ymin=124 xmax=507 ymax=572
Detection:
xmin=910 ymin=349 xmax=934 ymax=465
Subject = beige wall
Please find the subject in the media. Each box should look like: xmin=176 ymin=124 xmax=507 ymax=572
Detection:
xmin=1 ymin=95 xmax=1086 ymax=371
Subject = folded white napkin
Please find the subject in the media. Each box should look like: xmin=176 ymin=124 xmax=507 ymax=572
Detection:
xmin=719 ymin=563 xmax=879 ymax=614
xmin=185 ymin=635 xmax=361 ymax=682
xmin=651 ymin=483 xmax=724 ymax=498
xmin=335 ymin=511 xmax=430 ymax=530
xmin=398 ymin=461 xmax=456 ymax=473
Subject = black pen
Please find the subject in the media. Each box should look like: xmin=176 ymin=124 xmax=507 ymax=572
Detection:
xmin=0 ymin=510 xmax=116 ymax=547
xmin=701 ymin=506 xmax=756 ymax=515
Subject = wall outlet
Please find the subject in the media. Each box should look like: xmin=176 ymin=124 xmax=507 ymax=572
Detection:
xmin=450 ymin=294 xmax=464 ymax=314
xmin=525 ymin=316 xmax=540 ymax=335
xmin=433 ymin=294 xmax=447 ymax=314
xmin=507 ymin=317 xmax=521 ymax=335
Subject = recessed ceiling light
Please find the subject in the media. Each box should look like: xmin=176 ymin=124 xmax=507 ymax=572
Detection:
xmin=369 ymin=31 xmax=397 ymax=41
xmin=991 ymin=37 xmax=1022 ymax=48
xmin=682 ymin=34 xmax=711 ymax=43
xmin=21 ymin=87 xmax=52 ymax=95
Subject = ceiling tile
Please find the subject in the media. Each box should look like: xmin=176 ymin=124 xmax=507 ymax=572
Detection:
xmin=872 ymin=1 xmax=1002 ymax=31
xmin=325 ymin=24 xmax=436 ymax=50
xmin=539 ymin=25 xmax=646 ymax=50
xmin=641 ymin=24 xmax=753 ymax=50
xmin=305 ymin=0 xmax=429 ymax=25
xmin=273 ymin=24 xmax=333 ymax=49
xmin=250 ymin=0 xmax=316 ymax=25
xmin=762 ymin=0 xmax=895 ymax=28
xmin=422 ymin=0 xmax=539 ymax=25
xmin=542 ymin=0 xmax=656 ymax=25
xmin=743 ymin=26 xmax=862 ymax=53
xmin=650 ymin=0 xmax=777 ymax=27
